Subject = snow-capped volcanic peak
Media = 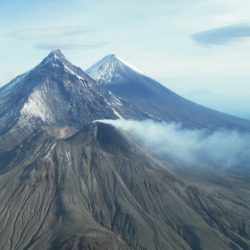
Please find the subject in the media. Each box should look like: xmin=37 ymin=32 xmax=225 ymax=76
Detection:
xmin=47 ymin=49 xmax=65 ymax=59
xmin=86 ymin=54 xmax=143 ymax=84
xmin=38 ymin=49 xmax=89 ymax=82
xmin=0 ymin=50 xmax=91 ymax=99
xmin=41 ymin=49 xmax=67 ymax=66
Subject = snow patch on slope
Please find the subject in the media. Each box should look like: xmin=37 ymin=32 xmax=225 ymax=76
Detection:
xmin=112 ymin=108 xmax=123 ymax=119
xmin=115 ymin=55 xmax=143 ymax=74
xmin=21 ymin=85 xmax=54 ymax=122
xmin=86 ymin=54 xmax=143 ymax=84
xmin=105 ymin=91 xmax=124 ymax=119
xmin=64 ymin=64 xmax=85 ymax=81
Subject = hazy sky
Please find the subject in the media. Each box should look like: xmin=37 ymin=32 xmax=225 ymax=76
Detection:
xmin=1 ymin=0 xmax=250 ymax=105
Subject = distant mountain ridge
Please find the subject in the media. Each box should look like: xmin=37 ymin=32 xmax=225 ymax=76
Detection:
xmin=87 ymin=54 xmax=250 ymax=130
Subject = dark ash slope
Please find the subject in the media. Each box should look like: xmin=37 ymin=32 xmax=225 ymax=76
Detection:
xmin=0 ymin=122 xmax=249 ymax=250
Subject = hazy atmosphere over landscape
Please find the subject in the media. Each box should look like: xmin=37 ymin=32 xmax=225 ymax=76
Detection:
xmin=1 ymin=1 xmax=250 ymax=250
xmin=1 ymin=0 xmax=250 ymax=118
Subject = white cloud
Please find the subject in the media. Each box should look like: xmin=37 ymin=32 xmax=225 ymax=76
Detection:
xmin=34 ymin=41 xmax=107 ymax=51
xmin=99 ymin=119 xmax=250 ymax=169
xmin=8 ymin=26 xmax=90 ymax=40
xmin=192 ymin=23 xmax=250 ymax=46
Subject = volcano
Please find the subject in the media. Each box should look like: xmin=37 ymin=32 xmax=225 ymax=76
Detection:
xmin=0 ymin=51 xmax=249 ymax=250
xmin=0 ymin=50 xmax=147 ymax=150
xmin=0 ymin=121 xmax=249 ymax=250
xmin=87 ymin=54 xmax=250 ymax=130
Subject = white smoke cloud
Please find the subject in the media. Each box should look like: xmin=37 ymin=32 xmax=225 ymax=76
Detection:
xmin=98 ymin=119 xmax=250 ymax=169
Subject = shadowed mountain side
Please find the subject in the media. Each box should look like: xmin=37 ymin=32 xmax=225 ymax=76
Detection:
xmin=0 ymin=122 xmax=249 ymax=250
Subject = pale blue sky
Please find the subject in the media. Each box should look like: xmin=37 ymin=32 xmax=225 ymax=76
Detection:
xmin=1 ymin=0 xmax=250 ymax=116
